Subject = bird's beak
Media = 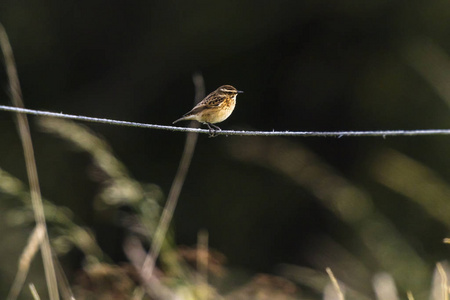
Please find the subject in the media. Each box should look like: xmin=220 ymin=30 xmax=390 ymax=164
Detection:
xmin=237 ymin=90 xmax=244 ymax=94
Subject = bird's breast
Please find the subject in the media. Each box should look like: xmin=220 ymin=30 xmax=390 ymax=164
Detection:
xmin=200 ymin=98 xmax=236 ymax=124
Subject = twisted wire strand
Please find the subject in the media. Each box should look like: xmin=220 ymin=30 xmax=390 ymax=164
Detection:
xmin=1 ymin=104 xmax=449 ymax=137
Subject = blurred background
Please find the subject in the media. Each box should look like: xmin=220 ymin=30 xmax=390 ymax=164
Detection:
xmin=2 ymin=0 xmax=450 ymax=299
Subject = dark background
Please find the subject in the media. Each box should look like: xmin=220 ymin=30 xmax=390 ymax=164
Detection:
xmin=1 ymin=0 xmax=450 ymax=298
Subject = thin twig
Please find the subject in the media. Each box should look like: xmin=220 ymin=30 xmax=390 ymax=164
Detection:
xmin=124 ymin=236 xmax=177 ymax=300
xmin=406 ymin=291 xmax=415 ymax=300
xmin=0 ymin=23 xmax=59 ymax=300
xmin=326 ymin=267 xmax=344 ymax=300
xmin=1 ymin=104 xmax=450 ymax=137
xmin=29 ymin=284 xmax=41 ymax=300
xmin=54 ymin=258 xmax=76 ymax=300
xmin=437 ymin=263 xmax=449 ymax=300
xmin=7 ymin=225 xmax=45 ymax=300
xmin=136 ymin=73 xmax=205 ymax=299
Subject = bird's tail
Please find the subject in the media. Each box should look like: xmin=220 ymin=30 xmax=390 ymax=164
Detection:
xmin=173 ymin=114 xmax=196 ymax=124
xmin=172 ymin=117 xmax=184 ymax=124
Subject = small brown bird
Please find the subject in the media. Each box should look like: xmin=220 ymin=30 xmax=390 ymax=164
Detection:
xmin=173 ymin=85 xmax=243 ymax=136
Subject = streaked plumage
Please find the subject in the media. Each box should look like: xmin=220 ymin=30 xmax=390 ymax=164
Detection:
xmin=173 ymin=85 xmax=243 ymax=136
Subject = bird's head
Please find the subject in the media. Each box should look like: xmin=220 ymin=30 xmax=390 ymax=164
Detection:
xmin=217 ymin=85 xmax=244 ymax=96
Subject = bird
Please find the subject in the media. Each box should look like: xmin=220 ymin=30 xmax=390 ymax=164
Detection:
xmin=173 ymin=85 xmax=243 ymax=136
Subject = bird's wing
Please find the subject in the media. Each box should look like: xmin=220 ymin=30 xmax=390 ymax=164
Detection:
xmin=205 ymin=97 xmax=224 ymax=107
xmin=183 ymin=97 xmax=224 ymax=116
xmin=183 ymin=104 xmax=208 ymax=117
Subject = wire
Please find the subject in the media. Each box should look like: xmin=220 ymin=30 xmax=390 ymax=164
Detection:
xmin=1 ymin=104 xmax=449 ymax=137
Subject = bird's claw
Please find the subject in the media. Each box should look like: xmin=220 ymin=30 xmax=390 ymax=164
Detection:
xmin=207 ymin=123 xmax=221 ymax=138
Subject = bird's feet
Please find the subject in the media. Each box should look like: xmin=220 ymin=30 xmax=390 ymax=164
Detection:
xmin=206 ymin=123 xmax=221 ymax=138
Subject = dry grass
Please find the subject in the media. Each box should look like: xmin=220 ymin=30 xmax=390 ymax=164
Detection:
xmin=0 ymin=23 xmax=58 ymax=300
xmin=2 ymin=23 xmax=450 ymax=300
xmin=4 ymin=110 xmax=450 ymax=299
xmin=325 ymin=268 xmax=344 ymax=300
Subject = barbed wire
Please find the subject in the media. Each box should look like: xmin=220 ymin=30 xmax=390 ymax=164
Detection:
xmin=1 ymin=104 xmax=449 ymax=137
